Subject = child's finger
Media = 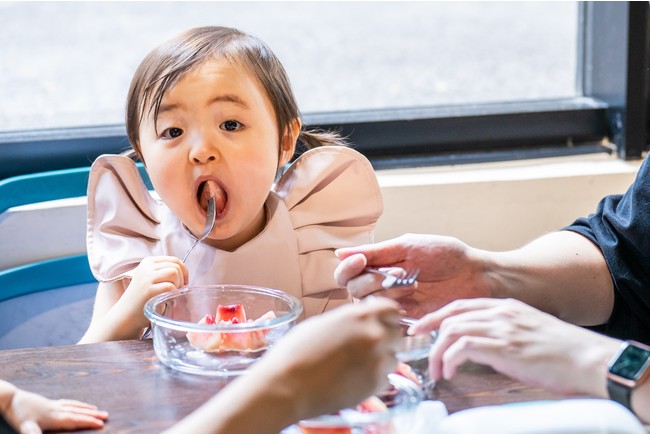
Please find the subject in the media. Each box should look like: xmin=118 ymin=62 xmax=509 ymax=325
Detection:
xmin=59 ymin=402 xmax=109 ymax=420
xmin=56 ymin=399 xmax=98 ymax=409
xmin=46 ymin=415 xmax=104 ymax=431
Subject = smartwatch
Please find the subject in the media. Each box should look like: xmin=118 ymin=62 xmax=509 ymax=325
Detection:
xmin=607 ymin=340 xmax=650 ymax=412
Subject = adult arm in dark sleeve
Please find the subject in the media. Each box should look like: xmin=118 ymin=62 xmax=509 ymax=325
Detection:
xmin=565 ymin=157 xmax=650 ymax=343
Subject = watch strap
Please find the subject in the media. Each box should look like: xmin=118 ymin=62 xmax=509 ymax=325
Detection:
xmin=607 ymin=377 xmax=632 ymax=410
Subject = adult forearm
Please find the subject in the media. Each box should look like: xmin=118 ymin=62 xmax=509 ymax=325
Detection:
xmin=632 ymin=382 xmax=650 ymax=424
xmin=164 ymin=366 xmax=297 ymax=434
xmin=481 ymin=230 xmax=614 ymax=325
xmin=0 ymin=380 xmax=17 ymax=419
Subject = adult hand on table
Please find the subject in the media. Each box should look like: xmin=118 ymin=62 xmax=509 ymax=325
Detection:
xmin=411 ymin=298 xmax=620 ymax=397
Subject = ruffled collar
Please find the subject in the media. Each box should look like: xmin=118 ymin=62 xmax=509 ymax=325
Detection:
xmin=86 ymin=146 xmax=383 ymax=316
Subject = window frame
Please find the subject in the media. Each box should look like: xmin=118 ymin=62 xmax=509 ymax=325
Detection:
xmin=0 ymin=1 xmax=647 ymax=179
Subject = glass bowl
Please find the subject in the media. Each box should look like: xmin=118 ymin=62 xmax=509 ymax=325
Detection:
xmin=396 ymin=317 xmax=437 ymax=396
xmin=144 ymin=284 xmax=302 ymax=376
xmin=289 ymin=373 xmax=424 ymax=434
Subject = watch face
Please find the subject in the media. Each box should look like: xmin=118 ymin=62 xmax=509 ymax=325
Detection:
xmin=610 ymin=343 xmax=650 ymax=380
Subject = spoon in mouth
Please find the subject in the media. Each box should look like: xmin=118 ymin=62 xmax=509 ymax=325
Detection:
xmin=182 ymin=196 xmax=216 ymax=263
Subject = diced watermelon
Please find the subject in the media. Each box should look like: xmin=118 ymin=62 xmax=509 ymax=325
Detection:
xmin=297 ymin=394 xmax=392 ymax=434
xmin=186 ymin=306 xmax=276 ymax=353
xmin=356 ymin=395 xmax=387 ymax=413
xmin=363 ymin=422 xmax=395 ymax=434
xmin=216 ymin=304 xmax=246 ymax=323
xmin=297 ymin=426 xmax=351 ymax=434
xmin=247 ymin=311 xmax=276 ymax=349
xmin=394 ymin=361 xmax=421 ymax=386
xmin=356 ymin=395 xmax=396 ymax=434
xmin=186 ymin=314 xmax=222 ymax=351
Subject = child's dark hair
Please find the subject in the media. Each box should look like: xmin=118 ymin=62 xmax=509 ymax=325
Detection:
xmin=125 ymin=26 xmax=348 ymax=161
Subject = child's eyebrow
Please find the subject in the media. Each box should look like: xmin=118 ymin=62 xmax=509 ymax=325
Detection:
xmin=158 ymin=103 xmax=179 ymax=115
xmin=209 ymin=94 xmax=248 ymax=108
xmin=157 ymin=94 xmax=248 ymax=116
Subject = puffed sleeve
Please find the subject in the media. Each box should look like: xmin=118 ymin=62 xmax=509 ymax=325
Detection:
xmin=86 ymin=154 xmax=164 ymax=282
xmin=274 ymin=146 xmax=383 ymax=314
xmin=565 ymin=156 xmax=650 ymax=343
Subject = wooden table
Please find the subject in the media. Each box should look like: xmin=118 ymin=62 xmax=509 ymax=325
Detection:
xmin=0 ymin=340 xmax=565 ymax=433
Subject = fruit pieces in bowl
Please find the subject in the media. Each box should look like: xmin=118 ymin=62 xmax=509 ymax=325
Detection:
xmin=186 ymin=303 xmax=276 ymax=353
xmin=295 ymin=373 xmax=423 ymax=434
xmin=145 ymin=285 xmax=302 ymax=376
xmin=298 ymin=396 xmax=394 ymax=434
xmin=394 ymin=361 xmax=421 ymax=388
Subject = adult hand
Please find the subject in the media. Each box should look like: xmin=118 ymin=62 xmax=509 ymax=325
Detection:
xmin=167 ymin=297 xmax=403 ymax=434
xmin=258 ymin=297 xmax=402 ymax=421
xmin=335 ymin=233 xmax=491 ymax=318
xmin=4 ymin=385 xmax=108 ymax=433
xmin=412 ymin=298 xmax=620 ymax=397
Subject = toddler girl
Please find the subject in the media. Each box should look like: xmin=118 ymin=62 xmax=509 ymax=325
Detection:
xmin=80 ymin=26 xmax=382 ymax=343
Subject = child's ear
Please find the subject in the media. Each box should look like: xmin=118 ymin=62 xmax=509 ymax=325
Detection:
xmin=278 ymin=118 xmax=301 ymax=167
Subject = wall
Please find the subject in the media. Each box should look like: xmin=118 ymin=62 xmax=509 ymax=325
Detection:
xmin=375 ymin=153 xmax=641 ymax=250
xmin=0 ymin=152 xmax=642 ymax=270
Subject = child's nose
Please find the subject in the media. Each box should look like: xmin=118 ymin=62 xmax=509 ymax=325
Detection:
xmin=189 ymin=132 xmax=220 ymax=164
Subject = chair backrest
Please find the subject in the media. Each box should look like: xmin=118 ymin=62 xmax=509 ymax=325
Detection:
xmin=0 ymin=162 xmax=152 ymax=302
xmin=0 ymin=160 xmax=153 ymax=348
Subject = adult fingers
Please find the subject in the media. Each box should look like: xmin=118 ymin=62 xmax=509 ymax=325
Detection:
xmin=356 ymin=298 xmax=401 ymax=390
xmin=339 ymin=297 xmax=402 ymax=355
xmin=440 ymin=335 xmax=509 ymax=380
xmin=347 ymin=273 xmax=385 ymax=299
xmin=343 ymin=265 xmax=417 ymax=300
xmin=335 ymin=235 xmax=408 ymax=264
xmin=410 ymin=298 xmax=505 ymax=334
xmin=334 ymin=253 xmax=367 ymax=287
xmin=357 ymin=295 xmax=401 ymax=318
xmin=428 ymin=317 xmax=495 ymax=381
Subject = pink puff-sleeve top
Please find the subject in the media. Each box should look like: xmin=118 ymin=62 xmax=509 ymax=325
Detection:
xmin=86 ymin=146 xmax=383 ymax=318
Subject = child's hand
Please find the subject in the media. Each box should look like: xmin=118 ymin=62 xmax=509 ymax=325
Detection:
xmin=79 ymin=256 xmax=189 ymax=342
xmin=3 ymin=384 xmax=108 ymax=433
xmin=115 ymin=256 xmax=189 ymax=331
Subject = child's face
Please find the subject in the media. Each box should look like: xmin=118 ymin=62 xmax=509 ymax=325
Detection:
xmin=138 ymin=58 xmax=293 ymax=251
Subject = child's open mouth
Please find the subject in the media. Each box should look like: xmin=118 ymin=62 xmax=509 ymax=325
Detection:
xmin=197 ymin=180 xmax=227 ymax=216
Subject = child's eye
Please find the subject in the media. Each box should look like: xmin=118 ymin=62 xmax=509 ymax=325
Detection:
xmin=162 ymin=127 xmax=183 ymax=139
xmin=220 ymin=120 xmax=243 ymax=132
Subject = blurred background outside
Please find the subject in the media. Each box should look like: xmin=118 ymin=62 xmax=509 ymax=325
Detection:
xmin=0 ymin=1 xmax=578 ymax=133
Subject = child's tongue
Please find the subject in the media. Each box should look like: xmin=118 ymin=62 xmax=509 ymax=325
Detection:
xmin=199 ymin=180 xmax=226 ymax=215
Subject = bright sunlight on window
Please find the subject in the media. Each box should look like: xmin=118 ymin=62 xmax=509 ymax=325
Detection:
xmin=1 ymin=1 xmax=577 ymax=132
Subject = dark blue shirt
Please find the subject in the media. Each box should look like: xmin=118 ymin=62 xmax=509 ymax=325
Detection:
xmin=566 ymin=156 xmax=650 ymax=344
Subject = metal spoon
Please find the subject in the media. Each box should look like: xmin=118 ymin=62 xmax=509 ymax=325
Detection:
xmin=141 ymin=197 xmax=216 ymax=340
xmin=182 ymin=197 xmax=216 ymax=263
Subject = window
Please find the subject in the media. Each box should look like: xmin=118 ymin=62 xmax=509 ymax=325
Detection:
xmin=0 ymin=1 xmax=647 ymax=178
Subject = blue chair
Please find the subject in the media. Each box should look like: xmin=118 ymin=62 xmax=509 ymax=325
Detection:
xmin=0 ymin=162 xmax=152 ymax=348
